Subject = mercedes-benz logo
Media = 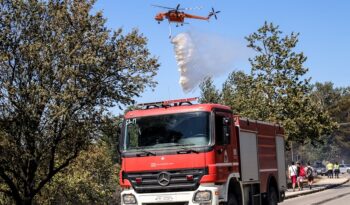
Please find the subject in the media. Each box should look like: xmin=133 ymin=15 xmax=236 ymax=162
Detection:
xmin=157 ymin=172 xmax=171 ymax=186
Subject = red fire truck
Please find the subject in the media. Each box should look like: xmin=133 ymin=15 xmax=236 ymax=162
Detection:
xmin=119 ymin=98 xmax=287 ymax=205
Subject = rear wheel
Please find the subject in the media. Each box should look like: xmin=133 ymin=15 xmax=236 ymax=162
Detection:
xmin=267 ymin=186 xmax=278 ymax=205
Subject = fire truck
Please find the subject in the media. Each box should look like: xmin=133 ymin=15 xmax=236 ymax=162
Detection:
xmin=119 ymin=98 xmax=287 ymax=205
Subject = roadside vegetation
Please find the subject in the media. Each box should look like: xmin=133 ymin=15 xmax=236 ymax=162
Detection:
xmin=199 ymin=23 xmax=350 ymax=165
xmin=288 ymin=83 xmax=350 ymax=164
xmin=0 ymin=0 xmax=157 ymax=204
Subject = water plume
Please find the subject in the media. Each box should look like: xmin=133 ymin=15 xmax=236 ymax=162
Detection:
xmin=172 ymin=31 xmax=248 ymax=93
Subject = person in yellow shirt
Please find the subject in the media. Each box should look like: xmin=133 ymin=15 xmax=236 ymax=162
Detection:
xmin=327 ymin=162 xmax=334 ymax=178
xmin=334 ymin=162 xmax=340 ymax=178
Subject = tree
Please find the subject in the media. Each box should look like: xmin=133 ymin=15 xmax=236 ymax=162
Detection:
xmin=243 ymin=22 xmax=310 ymax=121
xmin=309 ymin=82 xmax=350 ymax=161
xmin=221 ymin=71 xmax=267 ymax=117
xmin=284 ymin=83 xmax=350 ymax=164
xmin=236 ymin=22 xmax=336 ymax=144
xmin=99 ymin=115 xmax=123 ymax=164
xmin=35 ymin=141 xmax=119 ymax=205
xmin=198 ymin=77 xmax=221 ymax=104
xmin=200 ymin=22 xmax=336 ymax=144
xmin=0 ymin=0 xmax=159 ymax=204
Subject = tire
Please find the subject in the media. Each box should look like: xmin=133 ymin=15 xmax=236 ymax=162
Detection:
xmin=227 ymin=192 xmax=238 ymax=205
xmin=266 ymin=186 xmax=278 ymax=205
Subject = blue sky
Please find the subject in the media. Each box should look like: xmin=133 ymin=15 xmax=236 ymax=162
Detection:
xmin=93 ymin=0 xmax=350 ymax=112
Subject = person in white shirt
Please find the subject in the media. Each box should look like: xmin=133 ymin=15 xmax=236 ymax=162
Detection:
xmin=288 ymin=161 xmax=298 ymax=191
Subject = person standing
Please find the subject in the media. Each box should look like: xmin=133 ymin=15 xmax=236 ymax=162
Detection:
xmin=327 ymin=162 xmax=334 ymax=178
xmin=305 ymin=162 xmax=314 ymax=189
xmin=297 ymin=161 xmax=306 ymax=190
xmin=334 ymin=162 xmax=340 ymax=178
xmin=288 ymin=161 xmax=298 ymax=192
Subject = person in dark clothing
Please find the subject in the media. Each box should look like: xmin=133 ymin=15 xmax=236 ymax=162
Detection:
xmin=327 ymin=162 xmax=334 ymax=178
xmin=305 ymin=162 xmax=314 ymax=189
xmin=334 ymin=162 xmax=340 ymax=178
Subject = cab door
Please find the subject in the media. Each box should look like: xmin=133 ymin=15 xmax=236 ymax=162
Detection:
xmin=214 ymin=111 xmax=234 ymax=183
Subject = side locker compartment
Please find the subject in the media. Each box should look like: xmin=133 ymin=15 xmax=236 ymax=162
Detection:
xmin=239 ymin=131 xmax=259 ymax=181
xmin=275 ymin=135 xmax=287 ymax=200
xmin=239 ymin=130 xmax=261 ymax=205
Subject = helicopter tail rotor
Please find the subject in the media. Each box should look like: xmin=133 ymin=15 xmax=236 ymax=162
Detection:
xmin=208 ymin=7 xmax=220 ymax=20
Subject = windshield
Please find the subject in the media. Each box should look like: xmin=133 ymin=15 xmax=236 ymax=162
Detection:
xmin=123 ymin=112 xmax=210 ymax=151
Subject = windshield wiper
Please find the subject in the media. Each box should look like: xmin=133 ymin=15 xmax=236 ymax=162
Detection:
xmin=134 ymin=147 xmax=156 ymax=157
xmin=174 ymin=144 xmax=199 ymax=154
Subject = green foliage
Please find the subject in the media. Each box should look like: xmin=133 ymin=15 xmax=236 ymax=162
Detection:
xmin=99 ymin=115 xmax=123 ymax=164
xmin=243 ymin=22 xmax=309 ymax=121
xmin=35 ymin=142 xmax=119 ymax=205
xmin=199 ymin=22 xmax=337 ymax=144
xmin=0 ymin=0 xmax=158 ymax=204
xmin=312 ymin=82 xmax=350 ymax=123
xmin=221 ymin=71 xmax=266 ymax=117
xmin=199 ymin=77 xmax=221 ymax=104
xmin=285 ymin=83 xmax=350 ymax=164
xmin=308 ymin=82 xmax=350 ymax=162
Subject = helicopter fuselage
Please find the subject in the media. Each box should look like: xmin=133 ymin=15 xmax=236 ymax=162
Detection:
xmin=155 ymin=11 xmax=185 ymax=23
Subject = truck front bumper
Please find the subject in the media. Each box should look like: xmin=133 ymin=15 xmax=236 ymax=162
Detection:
xmin=121 ymin=185 xmax=220 ymax=205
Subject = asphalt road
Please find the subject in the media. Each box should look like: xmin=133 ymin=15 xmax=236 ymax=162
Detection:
xmin=280 ymin=180 xmax=350 ymax=205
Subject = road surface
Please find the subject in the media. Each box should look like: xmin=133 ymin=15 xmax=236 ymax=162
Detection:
xmin=280 ymin=180 xmax=350 ymax=205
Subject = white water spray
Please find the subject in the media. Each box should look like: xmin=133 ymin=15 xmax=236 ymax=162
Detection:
xmin=172 ymin=31 xmax=249 ymax=93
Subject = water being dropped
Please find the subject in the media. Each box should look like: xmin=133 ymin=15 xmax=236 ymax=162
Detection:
xmin=171 ymin=31 xmax=247 ymax=93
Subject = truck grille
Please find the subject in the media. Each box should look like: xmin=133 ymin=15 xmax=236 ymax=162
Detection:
xmin=124 ymin=168 xmax=208 ymax=193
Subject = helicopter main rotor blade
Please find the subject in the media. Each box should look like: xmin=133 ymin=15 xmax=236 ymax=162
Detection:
xmin=174 ymin=4 xmax=188 ymax=11
xmin=174 ymin=4 xmax=181 ymax=18
xmin=183 ymin=6 xmax=203 ymax=10
xmin=151 ymin=4 xmax=175 ymax=10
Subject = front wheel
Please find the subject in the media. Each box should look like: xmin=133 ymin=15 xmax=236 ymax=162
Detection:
xmin=227 ymin=192 xmax=238 ymax=205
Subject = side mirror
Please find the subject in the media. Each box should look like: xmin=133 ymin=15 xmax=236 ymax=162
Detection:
xmin=223 ymin=126 xmax=230 ymax=144
xmin=223 ymin=117 xmax=230 ymax=125
xmin=117 ymin=143 xmax=121 ymax=154
xmin=117 ymin=121 xmax=123 ymax=161
xmin=223 ymin=117 xmax=231 ymax=144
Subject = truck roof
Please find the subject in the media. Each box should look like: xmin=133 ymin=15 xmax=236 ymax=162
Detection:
xmin=125 ymin=103 xmax=231 ymax=118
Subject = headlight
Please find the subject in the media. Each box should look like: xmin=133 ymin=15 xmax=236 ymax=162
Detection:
xmin=122 ymin=194 xmax=137 ymax=204
xmin=194 ymin=190 xmax=212 ymax=202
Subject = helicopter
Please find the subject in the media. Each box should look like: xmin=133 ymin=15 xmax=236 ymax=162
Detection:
xmin=153 ymin=4 xmax=220 ymax=26
xmin=152 ymin=4 xmax=220 ymax=38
